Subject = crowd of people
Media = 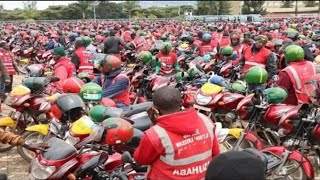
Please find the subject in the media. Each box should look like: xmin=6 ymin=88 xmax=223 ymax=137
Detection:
xmin=0 ymin=17 xmax=320 ymax=179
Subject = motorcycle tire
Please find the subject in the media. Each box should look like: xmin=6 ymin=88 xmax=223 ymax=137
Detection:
xmin=221 ymin=135 xmax=254 ymax=152
xmin=15 ymin=57 xmax=28 ymax=74
xmin=17 ymin=131 xmax=46 ymax=162
xmin=267 ymin=159 xmax=307 ymax=180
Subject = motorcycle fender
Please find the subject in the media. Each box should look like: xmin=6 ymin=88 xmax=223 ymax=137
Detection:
xmin=25 ymin=124 xmax=49 ymax=135
xmin=19 ymin=58 xmax=29 ymax=64
xmin=228 ymin=128 xmax=243 ymax=139
xmin=262 ymin=146 xmax=314 ymax=180
xmin=278 ymin=104 xmax=303 ymax=125
xmin=0 ymin=117 xmax=15 ymax=128
xmin=50 ymin=157 xmax=78 ymax=179
xmin=244 ymin=131 xmax=264 ymax=150
xmin=104 ymin=152 xmax=123 ymax=171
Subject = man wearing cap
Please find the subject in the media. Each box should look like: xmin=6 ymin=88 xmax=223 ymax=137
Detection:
xmin=240 ymin=35 xmax=278 ymax=79
xmin=0 ymin=42 xmax=15 ymax=101
xmin=52 ymin=47 xmax=75 ymax=92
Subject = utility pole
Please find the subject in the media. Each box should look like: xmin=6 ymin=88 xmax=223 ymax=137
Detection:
xmin=295 ymin=0 xmax=298 ymax=17
xmin=318 ymin=0 xmax=320 ymax=18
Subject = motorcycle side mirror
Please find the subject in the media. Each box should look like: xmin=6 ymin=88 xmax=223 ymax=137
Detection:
xmin=50 ymin=77 xmax=60 ymax=83
xmin=121 ymin=151 xmax=134 ymax=164
xmin=143 ymin=69 xmax=148 ymax=75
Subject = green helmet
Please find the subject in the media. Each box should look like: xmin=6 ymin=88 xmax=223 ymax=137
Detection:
xmin=245 ymin=66 xmax=268 ymax=84
xmin=188 ymin=65 xmax=201 ymax=79
xmin=274 ymin=23 xmax=280 ymax=29
xmin=140 ymin=32 xmax=148 ymax=37
xmin=89 ymin=105 xmax=108 ymax=122
xmin=160 ymin=35 xmax=168 ymax=41
xmin=244 ymin=31 xmax=251 ymax=36
xmin=138 ymin=51 xmax=152 ymax=63
xmin=77 ymin=72 xmax=91 ymax=82
xmin=284 ymin=45 xmax=304 ymax=63
xmin=230 ymin=81 xmax=246 ymax=93
xmin=220 ymin=46 xmax=233 ymax=56
xmin=79 ymin=82 xmax=103 ymax=102
xmin=83 ymin=37 xmax=91 ymax=46
xmin=132 ymin=25 xmax=140 ymax=31
xmin=299 ymin=34 xmax=306 ymax=40
xmin=286 ymin=30 xmax=299 ymax=39
xmin=159 ymin=42 xmax=172 ymax=52
xmin=264 ymin=87 xmax=288 ymax=104
xmin=175 ymin=71 xmax=189 ymax=82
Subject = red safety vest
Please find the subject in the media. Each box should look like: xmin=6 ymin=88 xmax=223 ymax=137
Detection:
xmin=145 ymin=112 xmax=214 ymax=180
xmin=156 ymin=52 xmax=177 ymax=73
xmin=75 ymin=47 xmax=94 ymax=79
xmin=122 ymin=30 xmax=132 ymax=43
xmin=219 ymin=36 xmax=231 ymax=48
xmin=243 ymin=46 xmax=271 ymax=72
xmin=199 ymin=42 xmax=215 ymax=56
xmin=231 ymin=44 xmax=244 ymax=59
xmin=282 ymin=60 xmax=316 ymax=104
xmin=111 ymin=73 xmax=131 ymax=106
xmin=54 ymin=57 xmax=75 ymax=78
xmin=0 ymin=48 xmax=16 ymax=75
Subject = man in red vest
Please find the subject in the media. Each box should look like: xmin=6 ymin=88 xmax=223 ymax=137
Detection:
xmin=0 ymin=41 xmax=17 ymax=100
xmin=276 ymin=45 xmax=317 ymax=105
xmin=94 ymin=55 xmax=130 ymax=110
xmin=240 ymin=35 xmax=277 ymax=79
xmin=199 ymin=33 xmax=218 ymax=56
xmin=52 ymin=47 xmax=75 ymax=92
xmin=71 ymin=39 xmax=94 ymax=80
xmin=134 ymin=86 xmax=220 ymax=180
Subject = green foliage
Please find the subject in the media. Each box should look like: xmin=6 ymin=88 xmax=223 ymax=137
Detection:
xmin=196 ymin=1 xmax=231 ymax=15
xmin=281 ymin=0 xmax=294 ymax=8
xmin=241 ymin=1 xmax=267 ymax=15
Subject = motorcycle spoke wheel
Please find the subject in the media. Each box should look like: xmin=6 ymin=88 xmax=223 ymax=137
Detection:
xmin=222 ymin=135 xmax=254 ymax=152
xmin=17 ymin=132 xmax=46 ymax=162
xmin=268 ymin=160 xmax=307 ymax=180
xmin=16 ymin=61 xmax=28 ymax=74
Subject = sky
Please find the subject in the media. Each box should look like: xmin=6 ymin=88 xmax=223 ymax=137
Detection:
xmin=2 ymin=1 xmax=79 ymax=10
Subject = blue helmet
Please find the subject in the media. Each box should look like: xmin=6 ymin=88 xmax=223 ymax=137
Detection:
xmin=202 ymin=33 xmax=212 ymax=43
xmin=203 ymin=54 xmax=211 ymax=62
xmin=209 ymin=75 xmax=224 ymax=85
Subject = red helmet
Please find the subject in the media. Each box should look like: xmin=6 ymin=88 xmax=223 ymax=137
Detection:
xmin=153 ymin=32 xmax=161 ymax=38
xmin=100 ymin=97 xmax=116 ymax=107
xmin=100 ymin=55 xmax=122 ymax=71
xmin=62 ymin=77 xmax=85 ymax=93
xmin=83 ymin=29 xmax=90 ymax=36
xmin=266 ymin=42 xmax=274 ymax=51
xmin=19 ymin=31 xmax=27 ymax=37
xmin=101 ymin=117 xmax=134 ymax=145
xmin=95 ymin=35 xmax=104 ymax=43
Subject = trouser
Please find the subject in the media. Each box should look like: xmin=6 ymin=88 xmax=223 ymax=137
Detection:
xmin=116 ymin=102 xmax=130 ymax=111
xmin=0 ymin=75 xmax=13 ymax=101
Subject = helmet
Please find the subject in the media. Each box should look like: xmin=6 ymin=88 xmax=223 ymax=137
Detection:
xmin=266 ymin=42 xmax=274 ymax=50
xmin=51 ymin=94 xmax=85 ymax=123
xmin=79 ymin=82 xmax=103 ymax=102
xmin=77 ymin=72 xmax=91 ymax=83
xmin=284 ymin=45 xmax=305 ymax=63
xmin=132 ymin=25 xmax=140 ymax=31
xmin=100 ymin=55 xmax=122 ymax=71
xmin=138 ymin=51 xmax=152 ymax=63
xmin=286 ymin=30 xmax=299 ymax=39
xmin=188 ymin=65 xmax=202 ymax=79
xmin=101 ymin=117 xmax=134 ymax=145
xmin=175 ymin=71 xmax=189 ymax=82
xmin=159 ymin=42 xmax=172 ymax=52
xmin=83 ymin=37 xmax=91 ymax=46
xmin=220 ymin=46 xmax=233 ymax=56
xmin=153 ymin=32 xmax=161 ymax=38
xmin=95 ymin=35 xmax=104 ymax=43
xmin=186 ymin=35 xmax=194 ymax=44
xmin=83 ymin=29 xmax=90 ymax=36
xmin=245 ymin=66 xmax=268 ymax=84
xmin=89 ymin=105 xmax=108 ymax=123
xmin=244 ymin=31 xmax=251 ymax=36
xmin=139 ymin=32 xmax=148 ymax=37
xmin=160 ymin=35 xmax=168 ymax=41
xmin=62 ymin=77 xmax=85 ymax=93
xmin=100 ymin=97 xmax=116 ymax=107
xmin=202 ymin=33 xmax=212 ymax=43
xmin=203 ymin=54 xmax=211 ymax=62
xmin=273 ymin=39 xmax=283 ymax=47
xmin=230 ymin=81 xmax=246 ymax=93
xmin=26 ymin=64 xmax=44 ymax=77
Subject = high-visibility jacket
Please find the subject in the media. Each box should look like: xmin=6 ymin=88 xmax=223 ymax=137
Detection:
xmin=0 ymin=48 xmax=16 ymax=75
xmin=75 ymin=47 xmax=94 ymax=79
xmin=243 ymin=46 xmax=272 ymax=72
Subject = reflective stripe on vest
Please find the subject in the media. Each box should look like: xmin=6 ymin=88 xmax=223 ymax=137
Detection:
xmin=244 ymin=61 xmax=266 ymax=68
xmin=286 ymin=63 xmax=316 ymax=90
xmin=79 ymin=66 xmax=94 ymax=70
xmin=152 ymin=113 xmax=213 ymax=166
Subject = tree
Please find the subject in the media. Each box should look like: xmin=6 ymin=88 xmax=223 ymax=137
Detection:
xmin=196 ymin=1 xmax=231 ymax=15
xmin=23 ymin=1 xmax=37 ymax=19
xmin=241 ymin=1 xmax=267 ymax=15
xmin=281 ymin=0 xmax=294 ymax=8
xmin=304 ymin=0 xmax=317 ymax=7
xmin=0 ymin=4 xmax=3 ymax=12
xmin=122 ymin=1 xmax=140 ymax=20
xmin=76 ymin=0 xmax=91 ymax=19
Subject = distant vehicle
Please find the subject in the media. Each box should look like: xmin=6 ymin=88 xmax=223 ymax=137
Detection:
xmin=185 ymin=14 xmax=264 ymax=24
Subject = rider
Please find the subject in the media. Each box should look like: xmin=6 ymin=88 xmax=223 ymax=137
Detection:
xmin=83 ymin=37 xmax=97 ymax=57
xmin=240 ymin=35 xmax=277 ymax=79
xmin=199 ymin=33 xmax=217 ymax=56
xmin=0 ymin=42 xmax=13 ymax=101
xmin=71 ymin=39 xmax=94 ymax=80
xmin=276 ymin=45 xmax=317 ymax=105
xmin=103 ymin=29 xmax=132 ymax=59
xmin=134 ymin=86 xmax=220 ymax=180
xmin=230 ymin=33 xmax=243 ymax=61
xmin=155 ymin=42 xmax=180 ymax=75
xmin=94 ymin=55 xmax=130 ymax=110
xmin=51 ymin=47 xmax=75 ymax=92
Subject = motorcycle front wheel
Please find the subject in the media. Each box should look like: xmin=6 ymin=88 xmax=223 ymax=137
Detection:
xmin=220 ymin=135 xmax=254 ymax=152
xmin=15 ymin=57 xmax=28 ymax=74
xmin=17 ymin=131 xmax=47 ymax=162
xmin=267 ymin=160 xmax=307 ymax=180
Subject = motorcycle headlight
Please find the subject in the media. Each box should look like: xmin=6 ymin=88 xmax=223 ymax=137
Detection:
xmin=65 ymin=134 xmax=80 ymax=146
xmin=31 ymin=158 xmax=56 ymax=179
xmin=196 ymin=93 xmax=212 ymax=105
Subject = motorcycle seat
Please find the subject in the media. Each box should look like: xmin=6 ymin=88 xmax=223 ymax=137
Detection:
xmin=123 ymin=102 xmax=153 ymax=117
xmin=131 ymin=112 xmax=152 ymax=132
xmin=125 ymin=128 xmax=144 ymax=149
xmin=43 ymin=137 xmax=77 ymax=161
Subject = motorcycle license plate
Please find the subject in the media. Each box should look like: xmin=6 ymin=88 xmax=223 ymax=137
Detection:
xmin=193 ymin=104 xmax=211 ymax=112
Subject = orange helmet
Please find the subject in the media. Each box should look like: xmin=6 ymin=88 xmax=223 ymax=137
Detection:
xmin=62 ymin=77 xmax=85 ymax=94
xmin=101 ymin=117 xmax=134 ymax=145
xmin=100 ymin=55 xmax=122 ymax=71
xmin=83 ymin=29 xmax=90 ymax=36
xmin=100 ymin=97 xmax=116 ymax=107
